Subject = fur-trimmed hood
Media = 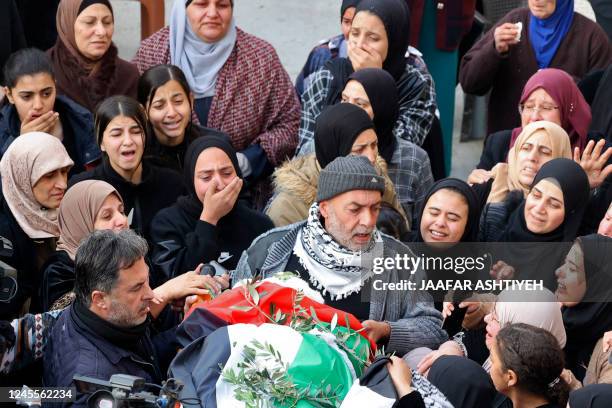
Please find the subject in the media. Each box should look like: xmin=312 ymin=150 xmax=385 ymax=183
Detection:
xmin=272 ymin=154 xmax=393 ymax=206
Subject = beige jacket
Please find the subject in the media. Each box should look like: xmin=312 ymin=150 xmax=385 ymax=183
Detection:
xmin=585 ymin=337 xmax=612 ymax=385
xmin=266 ymin=154 xmax=409 ymax=228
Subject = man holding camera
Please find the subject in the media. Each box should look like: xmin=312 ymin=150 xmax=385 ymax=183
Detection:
xmin=43 ymin=229 xmax=227 ymax=406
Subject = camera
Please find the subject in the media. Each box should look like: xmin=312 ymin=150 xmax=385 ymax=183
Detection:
xmin=0 ymin=235 xmax=17 ymax=303
xmin=73 ymin=374 xmax=184 ymax=408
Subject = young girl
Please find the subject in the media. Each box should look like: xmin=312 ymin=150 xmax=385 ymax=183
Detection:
xmin=69 ymin=96 xmax=185 ymax=245
xmin=1 ymin=48 xmax=100 ymax=175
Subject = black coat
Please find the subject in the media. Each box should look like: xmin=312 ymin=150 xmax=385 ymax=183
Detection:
xmin=150 ymin=200 xmax=274 ymax=283
xmin=43 ymin=305 xmax=163 ymax=407
xmin=477 ymin=129 xmax=512 ymax=171
xmin=69 ymin=159 xmax=185 ymax=244
xmin=0 ymin=95 xmax=101 ymax=176
xmin=41 ymin=250 xmax=74 ymax=312
xmin=0 ymin=0 xmax=25 ymax=85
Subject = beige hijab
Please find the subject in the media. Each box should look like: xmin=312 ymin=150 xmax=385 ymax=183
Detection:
xmin=487 ymin=121 xmax=572 ymax=203
xmin=56 ymin=180 xmax=122 ymax=260
xmin=0 ymin=132 xmax=74 ymax=239
xmin=483 ymin=288 xmax=566 ymax=372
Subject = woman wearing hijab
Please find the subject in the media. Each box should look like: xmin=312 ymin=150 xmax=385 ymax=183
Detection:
xmin=555 ymin=233 xmax=612 ymax=381
xmin=1 ymin=47 xmax=101 ymax=176
xmin=295 ymin=0 xmax=437 ymax=154
xmin=137 ymin=64 xmax=228 ymax=172
xmin=569 ymin=384 xmax=612 ymax=408
xmin=43 ymin=179 xmax=227 ymax=314
xmin=150 ymin=134 xmax=274 ymax=284
xmin=47 ymin=0 xmax=139 ymax=112
xmin=410 ymin=178 xmax=481 ymax=323
xmin=473 ymin=68 xmax=593 ymax=172
xmin=481 ymin=157 xmax=590 ymax=240
xmin=266 ymin=103 xmax=407 ymax=228
xmin=0 ymin=132 xmax=73 ymax=319
xmin=42 ymin=180 xmax=127 ymax=311
xmin=427 ymin=355 xmax=496 ymax=408
xmin=414 ymin=178 xmax=481 ymax=244
xmin=460 ymin=0 xmax=612 ymax=135
xmin=295 ymin=0 xmax=359 ymax=97
xmin=133 ymin=0 xmax=300 ymax=186
xmin=341 ymin=68 xmax=434 ymax=224
xmin=69 ymin=96 xmax=185 ymax=245
xmin=415 ymin=289 xmax=567 ymax=381
xmin=479 ymin=158 xmax=590 ymax=290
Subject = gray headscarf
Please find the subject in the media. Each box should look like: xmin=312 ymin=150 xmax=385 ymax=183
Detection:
xmin=169 ymin=0 xmax=237 ymax=98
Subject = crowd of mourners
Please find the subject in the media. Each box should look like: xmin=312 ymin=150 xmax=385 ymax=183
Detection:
xmin=1 ymin=0 xmax=612 ymax=407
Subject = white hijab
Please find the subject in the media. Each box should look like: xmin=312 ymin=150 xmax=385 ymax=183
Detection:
xmin=169 ymin=0 xmax=237 ymax=99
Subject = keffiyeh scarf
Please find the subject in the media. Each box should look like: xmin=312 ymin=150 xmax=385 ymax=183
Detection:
xmin=293 ymin=203 xmax=383 ymax=300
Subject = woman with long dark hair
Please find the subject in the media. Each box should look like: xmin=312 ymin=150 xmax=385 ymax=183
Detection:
xmin=137 ymin=64 xmax=227 ymax=172
xmin=1 ymin=48 xmax=100 ymax=175
xmin=69 ymin=96 xmax=185 ymax=244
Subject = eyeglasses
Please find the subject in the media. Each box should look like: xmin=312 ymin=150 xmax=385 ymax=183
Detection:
xmin=518 ymin=103 xmax=559 ymax=115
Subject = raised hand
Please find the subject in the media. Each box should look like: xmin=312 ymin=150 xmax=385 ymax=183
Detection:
xmin=573 ymin=139 xmax=612 ymax=189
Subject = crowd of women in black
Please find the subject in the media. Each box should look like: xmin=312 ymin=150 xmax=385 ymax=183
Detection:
xmin=1 ymin=0 xmax=612 ymax=406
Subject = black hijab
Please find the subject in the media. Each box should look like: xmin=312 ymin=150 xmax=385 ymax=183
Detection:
xmin=495 ymin=159 xmax=590 ymax=291
xmin=569 ymin=384 xmax=612 ymax=408
xmin=428 ymin=356 xmax=496 ymax=408
xmin=415 ymin=178 xmax=481 ymax=243
xmin=176 ymin=133 xmax=242 ymax=218
xmin=501 ymin=158 xmax=590 ymax=243
xmin=324 ymin=0 xmax=411 ymax=106
xmin=562 ymin=234 xmax=612 ymax=379
xmin=341 ymin=0 xmax=359 ymax=18
xmin=314 ymin=103 xmax=374 ymax=168
xmin=348 ymin=68 xmax=398 ymax=163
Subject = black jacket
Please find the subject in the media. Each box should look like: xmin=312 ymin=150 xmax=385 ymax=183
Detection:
xmin=0 ymin=191 xmax=55 ymax=319
xmin=0 ymin=193 xmax=35 ymax=320
xmin=69 ymin=159 xmax=185 ymax=244
xmin=43 ymin=305 xmax=163 ymax=407
xmin=150 ymin=200 xmax=274 ymax=283
xmin=477 ymin=129 xmax=512 ymax=171
xmin=0 ymin=0 xmax=26 ymax=85
xmin=0 ymin=95 xmax=101 ymax=176
xmin=144 ymin=124 xmax=226 ymax=173
xmin=41 ymin=250 xmax=74 ymax=312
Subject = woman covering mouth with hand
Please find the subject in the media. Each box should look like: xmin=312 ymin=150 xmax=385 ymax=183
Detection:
xmin=69 ymin=96 xmax=185 ymax=246
xmin=1 ymin=48 xmax=100 ymax=176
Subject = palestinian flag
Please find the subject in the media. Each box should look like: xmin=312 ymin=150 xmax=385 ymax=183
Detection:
xmin=171 ymin=323 xmax=366 ymax=407
xmin=170 ymin=275 xmax=375 ymax=407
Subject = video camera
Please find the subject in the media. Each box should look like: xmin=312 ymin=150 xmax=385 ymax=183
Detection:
xmin=0 ymin=235 xmax=17 ymax=303
xmin=73 ymin=374 xmax=185 ymax=408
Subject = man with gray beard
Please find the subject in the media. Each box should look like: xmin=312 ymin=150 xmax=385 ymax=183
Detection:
xmin=233 ymin=156 xmax=447 ymax=355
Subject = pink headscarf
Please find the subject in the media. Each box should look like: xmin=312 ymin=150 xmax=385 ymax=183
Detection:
xmin=510 ymin=68 xmax=591 ymax=152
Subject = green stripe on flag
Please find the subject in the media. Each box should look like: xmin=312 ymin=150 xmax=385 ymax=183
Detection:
xmin=287 ymin=332 xmax=355 ymax=407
